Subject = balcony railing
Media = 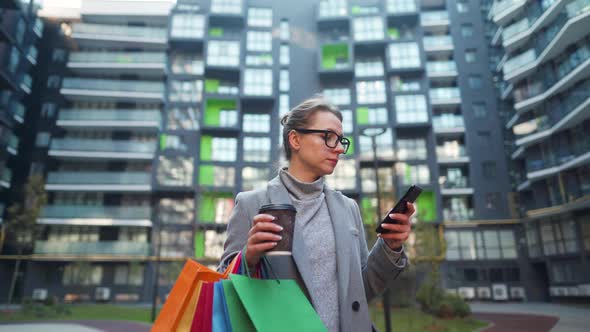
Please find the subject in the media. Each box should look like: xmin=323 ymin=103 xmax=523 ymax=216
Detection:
xmin=72 ymin=23 xmax=167 ymax=42
xmin=386 ymin=0 xmax=417 ymax=14
xmin=526 ymin=138 xmax=590 ymax=173
xmin=504 ymin=49 xmax=536 ymax=74
xmin=423 ymin=35 xmax=453 ymax=50
xmin=443 ymin=208 xmax=474 ymax=221
xmin=62 ymin=78 xmax=164 ymax=94
xmin=7 ymin=134 xmax=18 ymax=152
xmin=420 ymin=11 xmax=449 ymax=24
xmin=41 ymin=205 xmax=151 ymax=220
xmin=50 ymin=138 xmax=157 ymax=154
xmin=318 ymin=2 xmax=348 ymax=18
xmin=35 ymin=241 xmax=150 ymax=256
xmin=58 ymin=109 xmax=162 ymax=123
xmin=433 ymin=115 xmax=465 ymax=130
xmin=429 ymin=88 xmax=461 ymax=103
xmin=1 ymin=168 xmax=12 ymax=184
xmin=426 ymin=61 xmax=457 ymax=75
xmin=440 ymin=177 xmax=470 ymax=189
xmin=68 ymin=51 xmax=166 ymax=65
xmin=11 ymin=101 xmax=25 ymax=120
xmin=436 ymin=144 xmax=468 ymax=160
xmin=46 ymin=171 xmax=151 ymax=185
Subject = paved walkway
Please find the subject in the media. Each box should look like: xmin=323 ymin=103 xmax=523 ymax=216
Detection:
xmin=0 ymin=321 xmax=150 ymax=332
xmin=471 ymin=302 xmax=590 ymax=332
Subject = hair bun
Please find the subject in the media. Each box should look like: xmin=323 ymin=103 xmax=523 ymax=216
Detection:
xmin=280 ymin=112 xmax=290 ymax=126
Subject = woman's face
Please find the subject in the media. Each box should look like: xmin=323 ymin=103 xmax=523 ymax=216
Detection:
xmin=292 ymin=111 xmax=346 ymax=178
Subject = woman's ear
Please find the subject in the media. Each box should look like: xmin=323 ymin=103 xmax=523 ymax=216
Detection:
xmin=288 ymin=130 xmax=301 ymax=153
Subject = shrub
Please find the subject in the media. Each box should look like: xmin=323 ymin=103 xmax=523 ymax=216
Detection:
xmin=446 ymin=294 xmax=471 ymax=318
xmin=416 ymin=270 xmax=445 ymax=314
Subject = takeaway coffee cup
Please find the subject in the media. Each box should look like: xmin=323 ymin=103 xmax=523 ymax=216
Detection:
xmin=258 ymin=203 xmax=296 ymax=253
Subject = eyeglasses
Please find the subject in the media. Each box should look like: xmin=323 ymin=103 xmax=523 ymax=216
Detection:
xmin=293 ymin=128 xmax=350 ymax=154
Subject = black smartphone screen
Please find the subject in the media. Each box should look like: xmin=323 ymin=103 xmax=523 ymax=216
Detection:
xmin=375 ymin=185 xmax=422 ymax=233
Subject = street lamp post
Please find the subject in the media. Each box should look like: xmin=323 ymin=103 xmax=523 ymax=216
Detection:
xmin=151 ymin=214 xmax=162 ymax=322
xmin=361 ymin=127 xmax=392 ymax=332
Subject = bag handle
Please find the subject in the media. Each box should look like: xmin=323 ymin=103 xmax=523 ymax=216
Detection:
xmin=240 ymin=249 xmax=280 ymax=284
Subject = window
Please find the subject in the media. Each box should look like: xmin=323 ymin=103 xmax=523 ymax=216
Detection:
xmin=207 ymin=41 xmax=240 ymax=67
xmin=525 ymin=222 xmax=542 ymax=257
xmin=356 ymin=80 xmax=386 ymax=104
xmin=472 ymin=102 xmax=487 ymax=118
xmin=485 ymin=192 xmax=500 ymax=209
xmin=243 ymin=137 xmax=271 ymax=162
xmin=445 ymin=231 xmax=460 ymax=260
xmin=280 ymin=19 xmax=289 ymax=41
xmin=199 ymin=193 xmax=234 ymax=224
xmin=465 ymin=49 xmax=477 ymax=63
xmin=8 ymin=47 xmax=19 ymax=74
xmin=167 ymin=107 xmax=199 ymax=130
xmin=461 ymin=24 xmax=473 ymax=37
xmin=482 ymin=161 xmax=497 ymax=179
xmin=499 ymin=230 xmax=517 ymax=258
xmin=114 ymin=264 xmax=144 ymax=286
xmin=391 ymin=76 xmax=421 ymax=92
xmin=169 ymin=80 xmax=203 ymax=103
xmin=395 ymin=94 xmax=428 ymax=123
xmin=35 ymin=132 xmax=50 ymax=147
xmin=551 ymin=263 xmax=577 ymax=283
xmin=63 ymin=264 xmax=103 ymax=286
xmin=582 ymin=219 xmax=590 ymax=250
xmin=325 ymin=159 xmax=356 ymax=190
xmin=353 ymin=16 xmax=384 ymax=41
xmin=243 ymin=114 xmax=270 ymax=132
xmin=198 ymin=165 xmax=235 ymax=187
xmin=243 ymin=68 xmax=273 ymax=96
xmin=388 ymin=43 xmax=421 ymax=69
xmin=459 ymin=232 xmax=476 ymax=260
xmin=483 ymin=230 xmax=501 ymax=259
xmin=157 ymin=156 xmax=193 ymax=186
xmin=203 ymin=230 xmax=228 ymax=259
xmin=279 ymin=70 xmax=289 ymax=92
xmin=248 ymin=8 xmax=272 ymax=27
xmin=457 ymin=0 xmax=469 ymax=13
xmin=356 ymin=106 xmax=388 ymax=125
xmin=280 ymin=44 xmax=290 ymax=66
xmin=160 ymin=134 xmax=189 ymax=152
xmin=158 ymin=198 xmax=194 ymax=224
xmin=561 ymin=219 xmax=578 ymax=253
xmin=386 ymin=0 xmax=417 ymax=14
xmin=397 ymin=138 xmax=427 ymax=160
xmin=541 ymin=221 xmax=557 ymax=255
xmin=52 ymin=48 xmax=67 ymax=63
xmin=211 ymin=0 xmax=242 ymax=14
xmin=361 ymin=167 xmax=394 ymax=193
xmin=396 ymin=163 xmax=430 ymax=185
xmin=477 ymin=131 xmax=491 ymax=147
xmin=47 ymin=75 xmax=61 ymax=89
xmin=160 ymin=230 xmax=193 ymax=257
xmin=201 ymin=137 xmax=237 ymax=162
xmin=340 ymin=109 xmax=353 ymax=133
xmin=247 ymin=31 xmax=272 ymax=52
xmin=245 ymin=54 xmax=273 ymax=66
xmin=468 ymin=75 xmax=483 ymax=89
xmin=323 ymin=88 xmax=351 ymax=105
xmin=242 ymin=167 xmax=270 ymax=190
xmin=319 ymin=0 xmax=348 ymax=18
xmin=170 ymin=53 xmax=204 ymax=75
xmin=170 ymin=14 xmax=205 ymax=39
xmin=279 ymin=94 xmax=289 ymax=117
xmin=359 ymin=128 xmax=394 ymax=160
xmin=41 ymin=103 xmax=57 ymax=118
xmin=355 ymin=58 xmax=384 ymax=77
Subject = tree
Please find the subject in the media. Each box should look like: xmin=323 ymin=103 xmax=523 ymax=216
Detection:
xmin=4 ymin=175 xmax=47 ymax=304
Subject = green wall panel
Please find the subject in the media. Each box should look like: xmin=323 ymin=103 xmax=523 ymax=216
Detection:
xmin=194 ymin=231 xmax=205 ymax=258
xmin=416 ymin=190 xmax=437 ymax=222
xmin=200 ymin=135 xmax=212 ymax=160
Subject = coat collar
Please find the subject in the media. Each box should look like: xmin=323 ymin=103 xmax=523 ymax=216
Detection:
xmin=266 ymin=175 xmax=353 ymax=307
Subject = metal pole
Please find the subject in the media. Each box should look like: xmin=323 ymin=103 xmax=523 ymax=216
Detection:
xmin=370 ymin=136 xmax=392 ymax=332
xmin=151 ymin=219 xmax=162 ymax=322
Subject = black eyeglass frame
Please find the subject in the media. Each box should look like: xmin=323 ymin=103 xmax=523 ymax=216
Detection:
xmin=293 ymin=128 xmax=350 ymax=154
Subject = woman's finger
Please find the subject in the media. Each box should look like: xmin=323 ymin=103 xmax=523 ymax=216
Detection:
xmin=380 ymin=223 xmax=410 ymax=233
xmin=388 ymin=213 xmax=410 ymax=225
xmin=249 ymin=231 xmax=282 ymax=245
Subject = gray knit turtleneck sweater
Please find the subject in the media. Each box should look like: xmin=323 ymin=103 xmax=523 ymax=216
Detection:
xmin=279 ymin=169 xmax=339 ymax=332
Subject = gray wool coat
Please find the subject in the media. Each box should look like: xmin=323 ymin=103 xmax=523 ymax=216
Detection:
xmin=219 ymin=175 xmax=408 ymax=332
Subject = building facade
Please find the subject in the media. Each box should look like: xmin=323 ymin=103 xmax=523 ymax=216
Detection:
xmin=0 ymin=0 xmax=587 ymax=304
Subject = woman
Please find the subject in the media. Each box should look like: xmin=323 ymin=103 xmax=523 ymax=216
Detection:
xmin=219 ymin=96 xmax=413 ymax=332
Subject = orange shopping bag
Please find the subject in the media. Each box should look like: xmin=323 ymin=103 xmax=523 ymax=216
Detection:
xmin=152 ymin=256 xmax=240 ymax=332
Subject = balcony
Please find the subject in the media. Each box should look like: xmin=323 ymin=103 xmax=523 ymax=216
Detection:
xmin=490 ymin=0 xmax=527 ymax=25
xmin=436 ymin=143 xmax=469 ymax=164
xmin=386 ymin=0 xmax=418 ymax=16
xmin=0 ymin=44 xmax=18 ymax=89
xmin=432 ymin=114 xmax=465 ymax=135
xmin=426 ymin=61 xmax=457 ymax=79
xmin=34 ymin=241 xmax=150 ymax=257
xmin=420 ymin=11 xmax=449 ymax=32
xmin=7 ymin=134 xmax=18 ymax=154
xmin=57 ymin=109 xmax=161 ymax=130
xmin=11 ymin=101 xmax=25 ymax=123
xmin=204 ymin=79 xmax=239 ymax=96
xmin=429 ymin=88 xmax=461 ymax=106
xmin=20 ymin=74 xmax=32 ymax=94
xmin=38 ymin=205 xmax=152 ymax=227
xmin=1 ymin=168 xmax=12 ymax=188
xmin=318 ymin=1 xmax=349 ymax=28
xmin=319 ymin=43 xmax=353 ymax=77
xmin=26 ymin=45 xmax=38 ymax=65
xmin=526 ymin=138 xmax=590 ymax=181
xmin=0 ymin=10 xmax=21 ymax=44
xmin=60 ymin=78 xmax=164 ymax=102
xmin=440 ymin=177 xmax=474 ymax=195
xmin=443 ymin=208 xmax=475 ymax=222
xmin=49 ymin=138 xmax=157 ymax=160
xmin=423 ymin=35 xmax=453 ymax=54
xmin=67 ymin=52 xmax=166 ymax=76
xmin=201 ymin=98 xmax=239 ymax=133
xmin=71 ymin=23 xmax=167 ymax=49
xmin=45 ymin=171 xmax=152 ymax=192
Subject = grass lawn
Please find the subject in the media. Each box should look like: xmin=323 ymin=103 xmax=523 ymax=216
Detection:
xmin=370 ymin=306 xmax=489 ymax=332
xmin=0 ymin=304 xmax=155 ymax=324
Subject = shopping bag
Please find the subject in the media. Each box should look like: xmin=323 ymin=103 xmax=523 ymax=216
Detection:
xmin=212 ymin=282 xmax=232 ymax=332
xmin=152 ymin=254 xmax=241 ymax=332
xmin=190 ymin=282 xmax=214 ymax=332
xmin=221 ymin=279 xmax=256 ymax=332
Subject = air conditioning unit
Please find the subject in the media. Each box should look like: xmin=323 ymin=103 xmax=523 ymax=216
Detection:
xmin=95 ymin=287 xmax=111 ymax=302
xmin=578 ymin=284 xmax=590 ymax=296
xmin=549 ymin=287 xmax=559 ymax=297
xmin=568 ymin=287 xmax=579 ymax=296
xmin=510 ymin=287 xmax=525 ymax=300
xmin=32 ymin=288 xmax=48 ymax=301
xmin=550 ymin=286 xmax=568 ymax=296
xmin=477 ymin=287 xmax=492 ymax=300
xmin=458 ymin=287 xmax=475 ymax=300
xmin=445 ymin=288 xmax=458 ymax=295
xmin=492 ymin=284 xmax=508 ymax=301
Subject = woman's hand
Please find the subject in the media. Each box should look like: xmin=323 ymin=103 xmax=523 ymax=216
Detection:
xmin=378 ymin=202 xmax=415 ymax=251
xmin=244 ymin=214 xmax=283 ymax=267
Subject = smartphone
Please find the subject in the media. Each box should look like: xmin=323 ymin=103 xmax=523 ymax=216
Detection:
xmin=375 ymin=185 xmax=423 ymax=233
